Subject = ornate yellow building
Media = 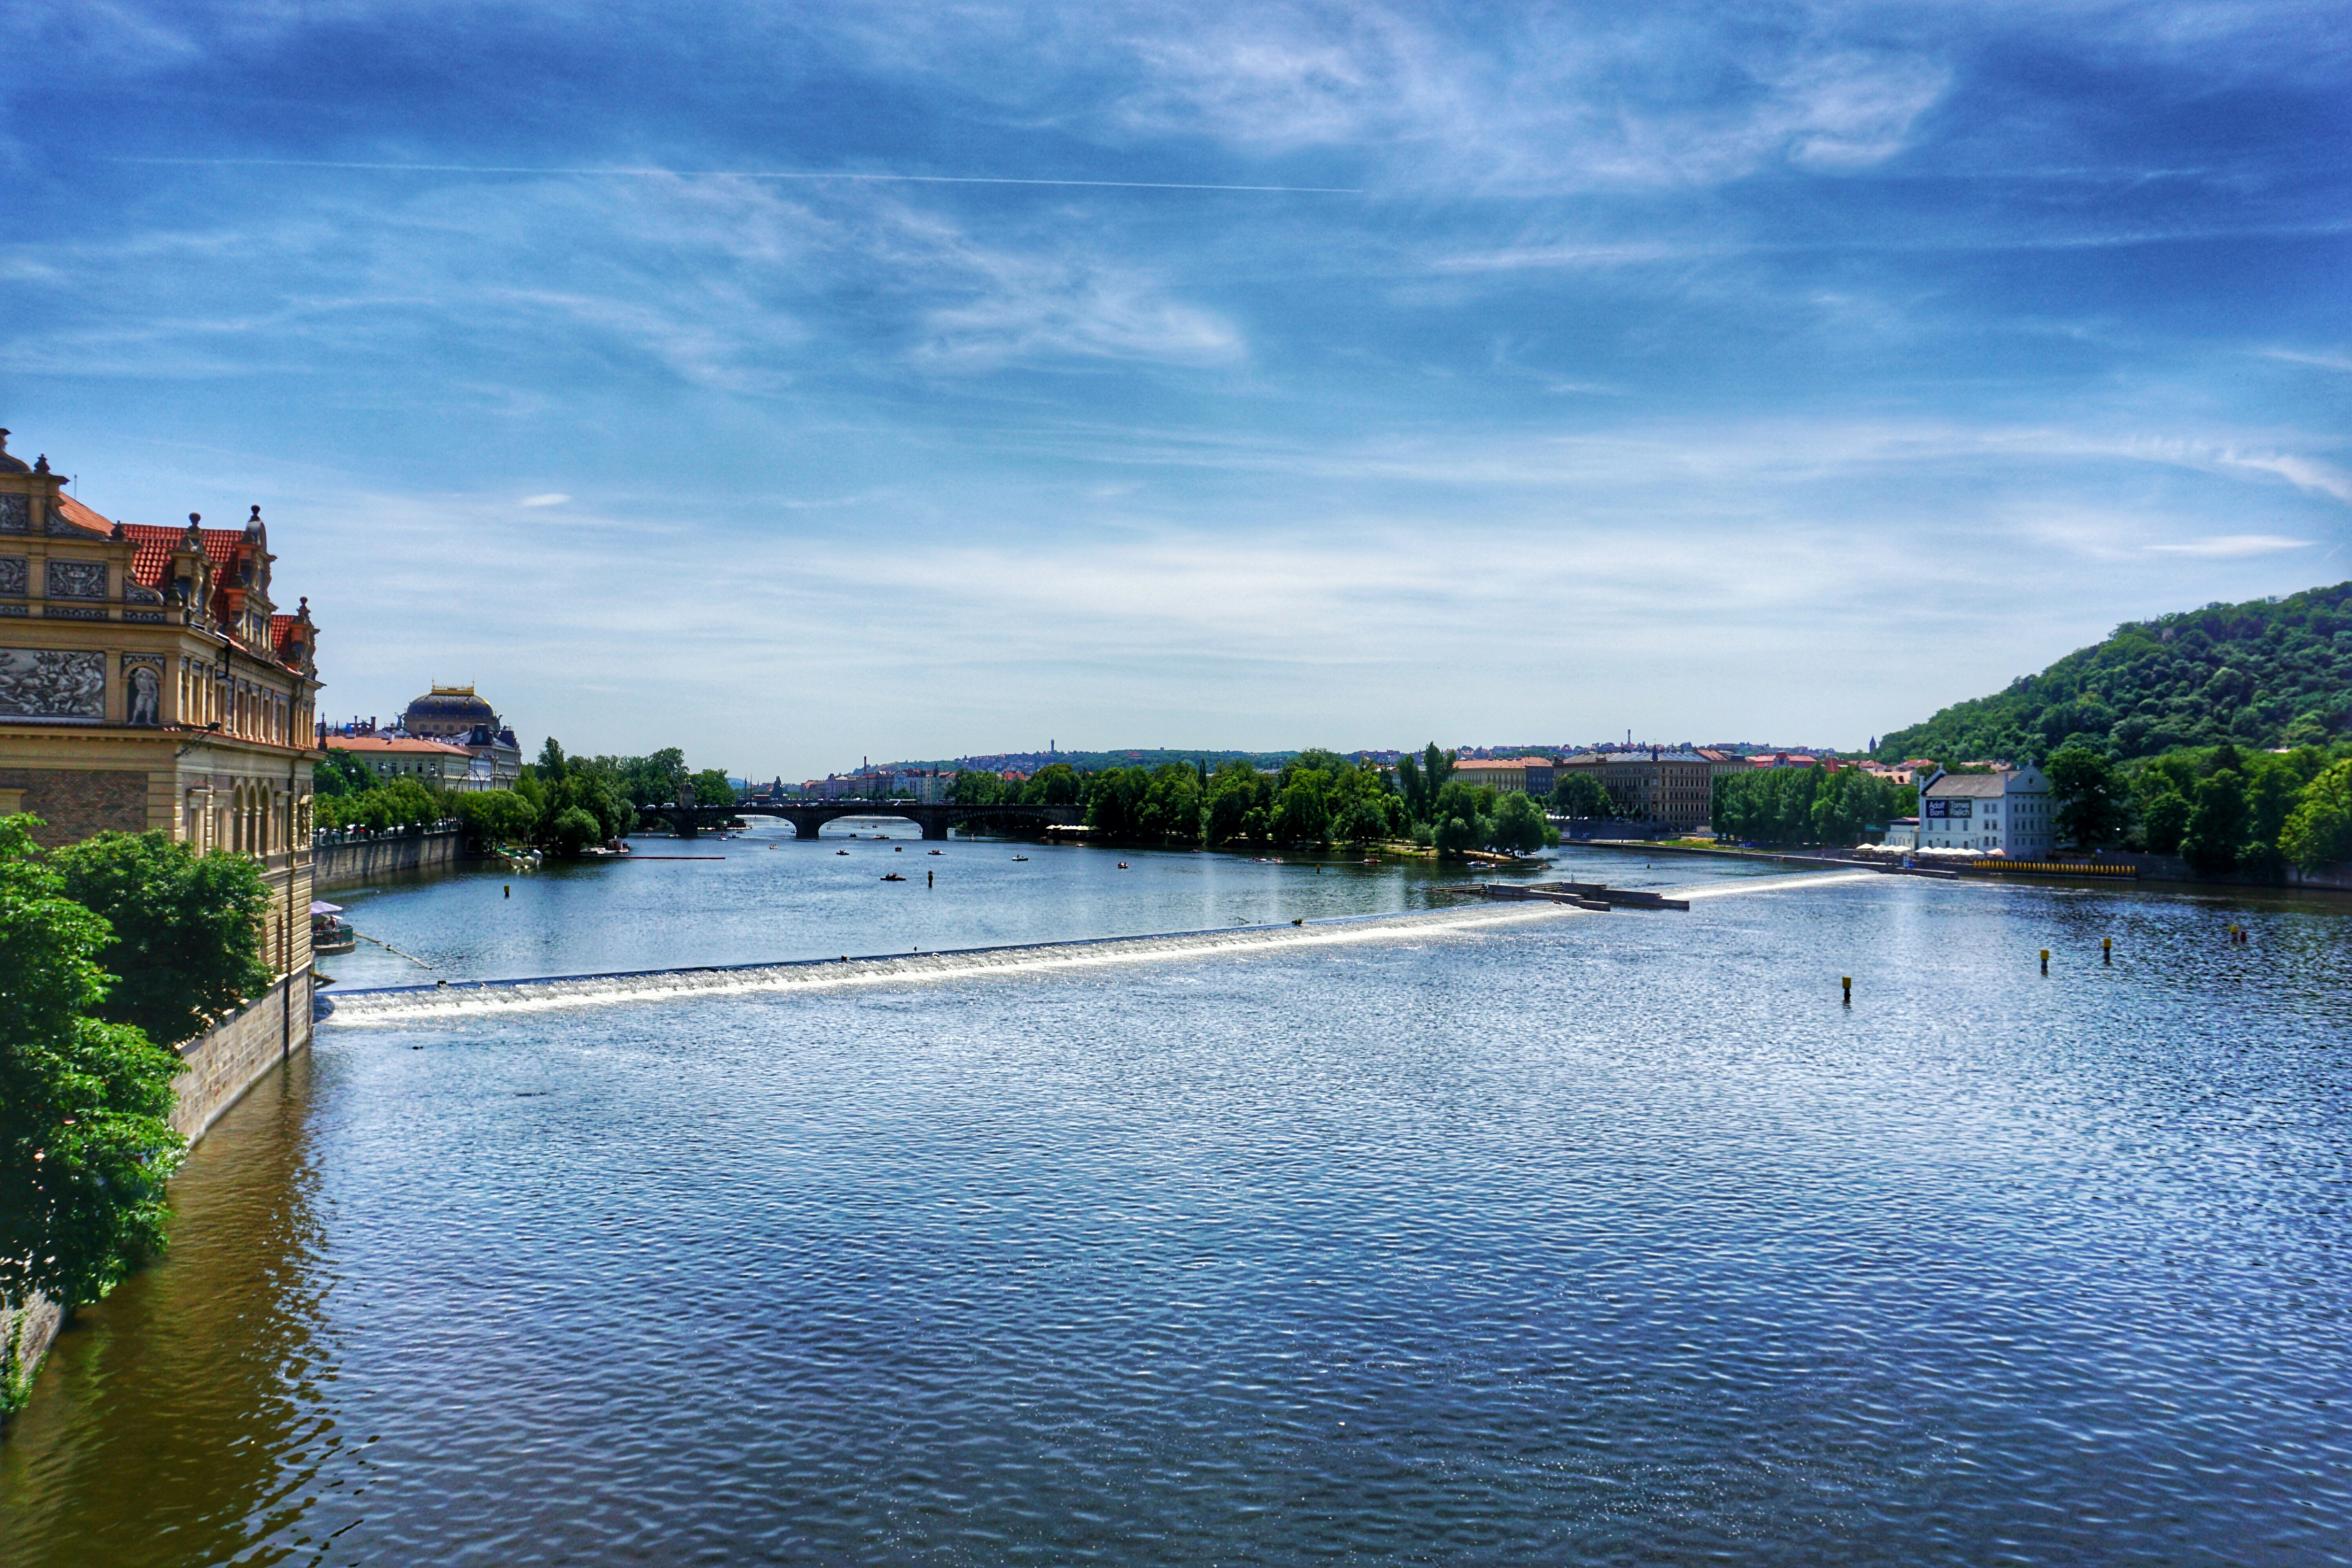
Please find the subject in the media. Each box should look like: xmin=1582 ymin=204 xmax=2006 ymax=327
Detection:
xmin=0 ymin=428 xmax=323 ymax=995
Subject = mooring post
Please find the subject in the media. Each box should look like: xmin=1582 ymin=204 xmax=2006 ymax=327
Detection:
xmin=2102 ymin=936 xmax=2111 ymax=964
xmin=2040 ymin=948 xmax=2050 ymax=975
xmin=1841 ymin=976 xmax=1851 ymax=1005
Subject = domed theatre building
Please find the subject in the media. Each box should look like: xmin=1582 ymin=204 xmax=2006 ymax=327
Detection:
xmin=402 ymin=684 xmax=522 ymax=787
xmin=0 ymin=426 xmax=325 ymax=1053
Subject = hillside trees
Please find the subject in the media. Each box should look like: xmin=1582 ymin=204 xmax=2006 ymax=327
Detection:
xmin=1878 ymin=582 xmax=2352 ymax=765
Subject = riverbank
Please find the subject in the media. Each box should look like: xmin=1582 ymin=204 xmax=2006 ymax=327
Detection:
xmin=2 ymin=967 xmax=316 ymax=1427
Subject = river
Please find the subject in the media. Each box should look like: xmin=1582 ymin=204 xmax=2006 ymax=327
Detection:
xmin=3 ymin=829 xmax=2347 ymax=1565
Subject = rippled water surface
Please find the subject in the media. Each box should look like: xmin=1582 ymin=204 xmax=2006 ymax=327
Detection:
xmin=4 ymin=854 xmax=2349 ymax=1566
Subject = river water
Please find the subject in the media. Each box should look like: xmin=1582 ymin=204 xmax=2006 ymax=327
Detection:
xmin=4 ymin=831 xmax=2348 ymax=1565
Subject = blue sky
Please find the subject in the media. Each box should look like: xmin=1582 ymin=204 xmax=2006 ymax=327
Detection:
xmin=4 ymin=1 xmax=2347 ymax=774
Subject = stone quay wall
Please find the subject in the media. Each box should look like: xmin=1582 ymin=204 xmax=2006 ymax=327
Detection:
xmin=314 ymin=825 xmax=469 ymax=891
xmin=4 ymin=969 xmax=315 ymax=1422
xmin=172 ymin=968 xmax=314 ymax=1143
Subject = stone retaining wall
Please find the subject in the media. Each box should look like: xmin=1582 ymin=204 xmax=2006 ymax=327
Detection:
xmin=172 ymin=969 xmax=314 ymax=1142
xmin=314 ymin=826 xmax=469 ymax=891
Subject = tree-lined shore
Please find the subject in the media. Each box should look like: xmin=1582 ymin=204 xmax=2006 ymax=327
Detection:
xmin=950 ymin=746 xmax=1559 ymax=857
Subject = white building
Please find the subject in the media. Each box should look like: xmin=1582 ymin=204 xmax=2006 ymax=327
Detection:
xmin=1915 ymin=764 xmax=2056 ymax=856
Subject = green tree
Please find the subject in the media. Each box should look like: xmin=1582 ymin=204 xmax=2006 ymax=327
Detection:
xmin=2280 ymin=760 xmax=2352 ymax=874
xmin=47 ymin=832 xmax=273 ymax=1047
xmin=535 ymin=770 xmax=631 ymax=850
xmin=543 ymin=806 xmax=602 ymax=856
xmin=450 ymin=789 xmax=540 ymax=846
xmin=1271 ymin=776 xmax=1330 ymax=844
xmin=1490 ymin=792 xmax=1553 ymax=854
xmin=1429 ymin=780 xmax=1496 ymax=859
xmin=2045 ymin=745 xmax=2129 ymax=849
xmin=535 ymin=737 xmax=569 ymax=781
xmin=949 ymin=769 xmax=1008 ymax=806
xmin=2140 ymin=789 xmax=2191 ymax=855
xmin=1396 ymin=744 xmax=1456 ymax=826
xmin=2179 ymin=770 xmax=2247 ymax=874
xmin=1020 ymin=763 xmax=1082 ymax=806
xmin=0 ymin=817 xmax=187 ymax=1319
xmin=1137 ymin=764 xmax=1203 ymax=843
xmin=1083 ymin=768 xmax=1151 ymax=838
xmin=310 ymin=749 xmax=377 ymax=799
xmin=690 ymin=768 xmax=736 ymax=808
xmin=1550 ymin=773 xmax=1612 ymax=818
xmin=1204 ymin=760 xmax=1265 ymax=843
xmin=1327 ymin=762 xmax=1402 ymax=842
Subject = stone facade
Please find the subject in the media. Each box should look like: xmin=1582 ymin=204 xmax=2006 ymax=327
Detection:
xmin=0 ymin=427 xmax=324 ymax=983
xmin=0 ymin=766 xmax=149 ymax=844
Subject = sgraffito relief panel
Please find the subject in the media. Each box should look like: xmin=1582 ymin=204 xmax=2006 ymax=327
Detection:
xmin=45 ymin=501 xmax=83 ymax=536
xmin=0 ymin=496 xmax=27 ymax=534
xmin=47 ymin=560 xmax=108 ymax=599
xmin=0 ymin=649 xmax=105 ymax=720
xmin=0 ymin=557 xmax=25 ymax=596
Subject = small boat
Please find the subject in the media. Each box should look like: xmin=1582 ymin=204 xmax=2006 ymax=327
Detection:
xmin=928 ymin=849 xmax=942 ymax=855
xmin=836 ymin=849 xmax=850 ymax=856
xmin=881 ymin=873 xmax=906 ymax=882
xmin=894 ymin=846 xmax=904 ymax=852
xmin=1011 ymin=855 xmax=1028 ymax=862
xmin=1117 ymin=861 xmax=1129 ymax=869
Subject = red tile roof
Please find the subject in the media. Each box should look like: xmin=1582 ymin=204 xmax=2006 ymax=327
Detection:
xmin=327 ymin=734 xmax=474 ymax=757
xmin=47 ymin=494 xmax=116 ymax=537
xmin=119 ymin=522 xmax=254 ymax=587
xmin=122 ymin=524 xmax=184 ymax=588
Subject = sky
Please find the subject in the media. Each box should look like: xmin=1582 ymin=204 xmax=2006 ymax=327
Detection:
xmin=4 ymin=1 xmax=2347 ymax=775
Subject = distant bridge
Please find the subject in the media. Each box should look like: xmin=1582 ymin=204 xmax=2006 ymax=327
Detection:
xmin=647 ymin=798 xmax=1083 ymax=841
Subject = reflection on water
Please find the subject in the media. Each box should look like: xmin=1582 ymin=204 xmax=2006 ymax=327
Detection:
xmin=4 ymin=858 xmax=2349 ymax=1566
xmin=0 ymin=1052 xmax=329 ymax=1568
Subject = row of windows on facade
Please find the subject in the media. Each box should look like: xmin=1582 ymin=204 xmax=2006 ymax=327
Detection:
xmin=189 ymin=780 xmax=310 ymax=858
xmin=173 ymin=655 xmax=308 ymax=744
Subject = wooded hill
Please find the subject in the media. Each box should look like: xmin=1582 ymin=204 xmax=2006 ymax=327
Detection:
xmin=1877 ymin=582 xmax=2352 ymax=764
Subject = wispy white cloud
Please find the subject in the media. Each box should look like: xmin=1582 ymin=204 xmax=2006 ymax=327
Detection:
xmin=521 ymin=493 xmax=570 ymax=507
xmin=2262 ymin=346 xmax=2352 ymax=373
xmin=2145 ymin=534 xmax=2311 ymax=556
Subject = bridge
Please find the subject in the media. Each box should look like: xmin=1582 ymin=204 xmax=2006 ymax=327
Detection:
xmin=646 ymin=798 xmax=1085 ymax=841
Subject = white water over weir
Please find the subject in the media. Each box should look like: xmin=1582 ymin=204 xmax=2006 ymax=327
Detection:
xmin=319 ymin=870 xmax=1878 ymax=1027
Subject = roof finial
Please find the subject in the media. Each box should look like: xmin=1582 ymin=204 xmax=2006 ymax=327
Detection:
xmin=189 ymin=512 xmax=201 ymax=526
xmin=34 ymin=455 xmax=49 ymax=474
